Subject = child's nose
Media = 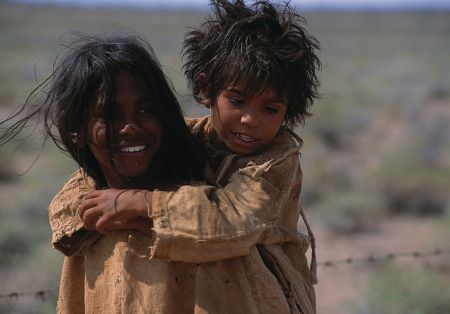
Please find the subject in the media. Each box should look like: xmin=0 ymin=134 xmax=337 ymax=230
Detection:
xmin=119 ymin=113 xmax=145 ymax=133
xmin=240 ymin=111 xmax=258 ymax=127
xmin=119 ymin=120 xmax=142 ymax=135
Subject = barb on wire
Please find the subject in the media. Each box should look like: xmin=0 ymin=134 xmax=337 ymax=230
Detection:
xmin=0 ymin=289 xmax=54 ymax=300
xmin=0 ymin=248 xmax=449 ymax=300
xmin=318 ymin=248 xmax=449 ymax=268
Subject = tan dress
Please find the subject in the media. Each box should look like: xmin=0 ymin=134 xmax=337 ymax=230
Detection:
xmin=49 ymin=116 xmax=316 ymax=314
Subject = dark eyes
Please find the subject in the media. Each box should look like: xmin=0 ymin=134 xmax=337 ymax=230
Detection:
xmin=228 ymin=97 xmax=280 ymax=114
xmin=138 ymin=100 xmax=160 ymax=114
xmin=140 ymin=106 xmax=156 ymax=114
xmin=91 ymin=105 xmax=156 ymax=121
xmin=264 ymin=107 xmax=279 ymax=114
xmin=229 ymin=97 xmax=244 ymax=106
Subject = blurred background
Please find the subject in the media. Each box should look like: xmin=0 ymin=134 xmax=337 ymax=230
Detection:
xmin=0 ymin=0 xmax=449 ymax=313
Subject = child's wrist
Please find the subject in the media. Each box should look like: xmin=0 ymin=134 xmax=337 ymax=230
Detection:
xmin=133 ymin=190 xmax=152 ymax=218
xmin=143 ymin=190 xmax=152 ymax=218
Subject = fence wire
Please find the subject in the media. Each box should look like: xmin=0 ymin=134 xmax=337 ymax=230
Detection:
xmin=1 ymin=247 xmax=449 ymax=300
xmin=0 ymin=289 xmax=55 ymax=300
xmin=317 ymin=248 xmax=449 ymax=267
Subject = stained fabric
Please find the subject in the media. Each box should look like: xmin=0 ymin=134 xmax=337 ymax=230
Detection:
xmin=49 ymin=116 xmax=316 ymax=314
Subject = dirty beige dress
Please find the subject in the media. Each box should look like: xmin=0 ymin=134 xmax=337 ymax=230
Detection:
xmin=49 ymin=116 xmax=316 ymax=314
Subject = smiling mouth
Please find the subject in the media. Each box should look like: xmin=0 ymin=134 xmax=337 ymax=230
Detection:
xmin=120 ymin=145 xmax=147 ymax=153
xmin=234 ymin=132 xmax=257 ymax=142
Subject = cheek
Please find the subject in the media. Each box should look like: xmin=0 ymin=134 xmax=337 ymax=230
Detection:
xmin=144 ymin=119 xmax=163 ymax=142
xmin=89 ymin=121 xmax=107 ymax=146
xmin=155 ymin=124 xmax=163 ymax=145
xmin=275 ymin=108 xmax=287 ymax=128
xmin=213 ymin=104 xmax=238 ymax=127
xmin=266 ymin=115 xmax=285 ymax=137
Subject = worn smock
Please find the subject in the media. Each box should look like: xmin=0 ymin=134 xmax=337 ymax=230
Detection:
xmin=49 ymin=116 xmax=316 ymax=314
xmin=50 ymin=173 xmax=197 ymax=314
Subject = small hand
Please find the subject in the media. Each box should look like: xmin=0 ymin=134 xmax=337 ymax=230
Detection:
xmin=79 ymin=189 xmax=150 ymax=233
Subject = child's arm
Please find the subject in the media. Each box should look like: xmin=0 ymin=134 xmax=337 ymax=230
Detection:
xmin=80 ymin=189 xmax=151 ymax=234
xmin=49 ymin=169 xmax=101 ymax=256
xmin=148 ymin=147 xmax=302 ymax=263
xmin=81 ymin=134 xmax=304 ymax=263
xmin=50 ymin=171 xmax=154 ymax=256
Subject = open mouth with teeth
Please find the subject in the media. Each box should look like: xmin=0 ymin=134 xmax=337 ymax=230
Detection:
xmin=233 ymin=132 xmax=257 ymax=142
xmin=120 ymin=145 xmax=147 ymax=153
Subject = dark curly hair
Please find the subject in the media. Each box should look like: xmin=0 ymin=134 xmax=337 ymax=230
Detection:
xmin=183 ymin=0 xmax=321 ymax=128
xmin=1 ymin=34 xmax=204 ymax=187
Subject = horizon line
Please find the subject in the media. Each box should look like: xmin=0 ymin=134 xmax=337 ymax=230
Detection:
xmin=10 ymin=0 xmax=450 ymax=12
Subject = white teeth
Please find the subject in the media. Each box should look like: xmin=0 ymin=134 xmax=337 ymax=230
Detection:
xmin=235 ymin=133 xmax=255 ymax=142
xmin=121 ymin=145 xmax=146 ymax=153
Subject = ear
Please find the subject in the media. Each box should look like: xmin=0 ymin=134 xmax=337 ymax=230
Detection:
xmin=196 ymin=73 xmax=211 ymax=108
xmin=70 ymin=132 xmax=85 ymax=148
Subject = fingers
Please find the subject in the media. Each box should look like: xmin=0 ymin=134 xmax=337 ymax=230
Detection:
xmin=83 ymin=210 xmax=102 ymax=231
xmin=79 ymin=198 xmax=99 ymax=219
xmin=79 ymin=193 xmax=108 ymax=230
xmin=80 ymin=190 xmax=117 ymax=227
xmin=79 ymin=197 xmax=103 ymax=230
xmin=95 ymin=211 xmax=114 ymax=231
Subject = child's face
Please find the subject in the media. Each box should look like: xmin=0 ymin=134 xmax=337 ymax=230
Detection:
xmin=211 ymin=84 xmax=287 ymax=155
xmin=87 ymin=71 xmax=163 ymax=187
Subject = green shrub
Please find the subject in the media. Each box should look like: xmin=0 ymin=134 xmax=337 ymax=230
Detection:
xmin=318 ymin=190 xmax=383 ymax=234
xmin=372 ymin=149 xmax=450 ymax=216
xmin=362 ymin=265 xmax=450 ymax=314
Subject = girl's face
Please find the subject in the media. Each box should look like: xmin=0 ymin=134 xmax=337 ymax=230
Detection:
xmin=210 ymin=83 xmax=287 ymax=155
xmin=87 ymin=71 xmax=163 ymax=188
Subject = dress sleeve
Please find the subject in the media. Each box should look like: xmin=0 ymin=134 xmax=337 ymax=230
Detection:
xmin=48 ymin=169 xmax=100 ymax=256
xmin=150 ymin=146 xmax=302 ymax=263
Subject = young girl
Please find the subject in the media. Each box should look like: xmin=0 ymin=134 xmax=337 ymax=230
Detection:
xmin=1 ymin=34 xmax=205 ymax=313
xmin=56 ymin=1 xmax=321 ymax=313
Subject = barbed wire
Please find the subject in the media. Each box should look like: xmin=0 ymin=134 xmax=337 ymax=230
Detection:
xmin=0 ymin=247 xmax=449 ymax=300
xmin=0 ymin=289 xmax=54 ymax=300
xmin=317 ymin=248 xmax=449 ymax=267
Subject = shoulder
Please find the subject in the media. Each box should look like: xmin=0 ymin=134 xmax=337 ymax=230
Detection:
xmin=266 ymin=128 xmax=303 ymax=153
xmin=226 ymin=129 xmax=303 ymax=184
xmin=249 ymin=128 xmax=303 ymax=165
xmin=63 ymin=168 xmax=95 ymax=192
xmin=50 ymin=169 xmax=95 ymax=206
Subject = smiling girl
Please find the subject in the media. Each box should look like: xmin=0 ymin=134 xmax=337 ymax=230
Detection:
xmin=59 ymin=1 xmax=321 ymax=313
xmin=85 ymin=70 xmax=163 ymax=188
xmin=5 ymin=0 xmax=322 ymax=312
xmin=0 ymin=34 xmax=204 ymax=313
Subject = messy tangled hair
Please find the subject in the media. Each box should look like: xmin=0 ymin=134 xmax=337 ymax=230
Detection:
xmin=1 ymin=34 xmax=204 ymax=187
xmin=183 ymin=0 xmax=321 ymax=127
